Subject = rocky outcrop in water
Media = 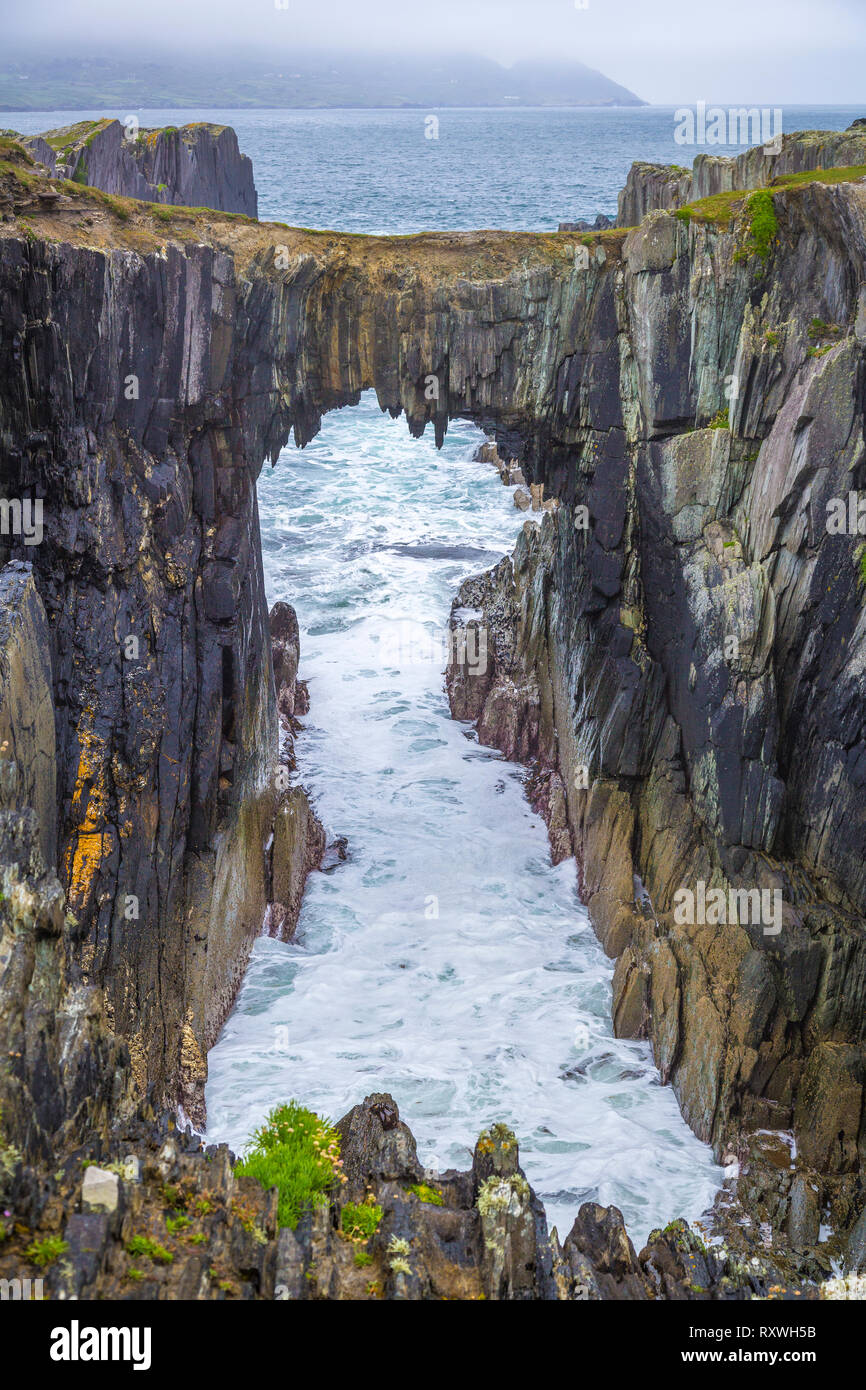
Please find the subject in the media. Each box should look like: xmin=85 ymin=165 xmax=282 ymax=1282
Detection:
xmin=10 ymin=118 xmax=258 ymax=215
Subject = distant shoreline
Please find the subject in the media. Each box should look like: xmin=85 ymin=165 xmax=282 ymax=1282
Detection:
xmin=0 ymin=101 xmax=650 ymax=115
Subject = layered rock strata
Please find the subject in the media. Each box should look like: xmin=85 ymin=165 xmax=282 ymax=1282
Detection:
xmin=10 ymin=118 xmax=258 ymax=215
xmin=2 ymin=133 xmax=866 ymax=1278
xmin=618 ymin=124 xmax=866 ymax=226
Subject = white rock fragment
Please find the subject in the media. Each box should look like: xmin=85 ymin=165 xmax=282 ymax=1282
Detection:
xmin=81 ymin=1165 xmax=120 ymax=1213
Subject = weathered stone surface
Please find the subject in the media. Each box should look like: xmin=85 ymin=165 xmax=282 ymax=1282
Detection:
xmin=0 ymin=562 xmax=56 ymax=867
xmin=81 ymin=1164 xmax=120 ymax=1213
xmin=618 ymin=127 xmax=866 ymax=226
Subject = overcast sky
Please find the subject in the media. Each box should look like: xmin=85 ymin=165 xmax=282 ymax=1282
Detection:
xmin=7 ymin=0 xmax=866 ymax=104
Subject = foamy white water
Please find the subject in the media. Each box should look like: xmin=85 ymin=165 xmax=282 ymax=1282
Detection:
xmin=205 ymin=392 xmax=721 ymax=1244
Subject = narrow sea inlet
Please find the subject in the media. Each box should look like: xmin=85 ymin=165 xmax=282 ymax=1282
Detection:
xmin=205 ymin=392 xmax=721 ymax=1244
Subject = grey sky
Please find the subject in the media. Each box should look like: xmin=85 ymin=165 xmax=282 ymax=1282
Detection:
xmin=6 ymin=0 xmax=866 ymax=104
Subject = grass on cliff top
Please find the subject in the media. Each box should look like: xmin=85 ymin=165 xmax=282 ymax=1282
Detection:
xmin=234 ymin=1101 xmax=345 ymax=1230
xmin=40 ymin=118 xmax=110 ymax=153
xmin=672 ymin=163 xmax=866 ymax=231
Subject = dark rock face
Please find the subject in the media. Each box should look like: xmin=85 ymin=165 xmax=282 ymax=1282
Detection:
xmin=2 ymin=135 xmax=866 ymax=1289
xmin=15 ymin=119 xmax=258 ymax=215
xmin=0 ymin=563 xmax=56 ymax=867
xmin=442 ymin=185 xmax=866 ymax=1258
xmin=559 ymin=214 xmax=616 ymax=233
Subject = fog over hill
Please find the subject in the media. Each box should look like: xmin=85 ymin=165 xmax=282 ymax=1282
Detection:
xmin=0 ymin=49 xmax=645 ymax=112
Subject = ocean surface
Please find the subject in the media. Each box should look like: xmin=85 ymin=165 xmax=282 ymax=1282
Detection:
xmin=7 ymin=104 xmax=864 ymax=231
xmin=15 ymin=102 xmax=853 ymax=1241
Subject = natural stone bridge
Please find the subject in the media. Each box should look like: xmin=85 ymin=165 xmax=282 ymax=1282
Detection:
xmin=1 ymin=147 xmax=866 ymax=1264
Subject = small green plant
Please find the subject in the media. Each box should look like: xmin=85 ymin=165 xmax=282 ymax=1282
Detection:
xmin=126 ymin=1268 xmax=144 ymax=1282
xmin=407 ymin=1183 xmax=444 ymax=1206
xmin=808 ymin=317 xmax=840 ymax=341
xmin=234 ymin=1101 xmax=345 ymax=1231
xmin=126 ymin=1234 xmax=173 ymax=1265
xmin=340 ymin=1198 xmax=383 ymax=1242
xmin=188 ymin=1232 xmax=208 ymax=1246
xmin=165 ymin=1214 xmax=190 ymax=1235
xmin=764 ymin=329 xmax=780 ymax=347
xmin=735 ymin=189 xmax=778 ymax=263
xmin=354 ymin=1249 xmax=374 ymax=1268
xmin=674 ymin=206 xmax=692 ymax=225
xmin=707 ymin=408 xmax=729 ymax=430
xmin=25 ymin=1236 xmax=69 ymax=1268
xmin=194 ymin=1194 xmax=215 ymax=1216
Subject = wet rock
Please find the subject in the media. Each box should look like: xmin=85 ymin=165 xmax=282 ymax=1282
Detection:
xmin=565 ymin=1203 xmax=651 ymax=1299
xmin=270 ymin=601 xmax=303 ymax=728
xmin=335 ymin=1093 xmax=423 ymax=1188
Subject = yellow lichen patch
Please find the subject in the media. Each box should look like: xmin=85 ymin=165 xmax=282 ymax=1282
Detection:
xmin=63 ymin=712 xmax=112 ymax=917
xmin=64 ymin=831 xmax=109 ymax=919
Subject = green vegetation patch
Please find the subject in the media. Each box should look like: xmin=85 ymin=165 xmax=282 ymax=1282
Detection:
xmin=234 ymin=1101 xmax=345 ymax=1230
xmin=738 ymin=189 xmax=779 ymax=262
xmin=407 ymin=1182 xmax=444 ymax=1205
xmin=126 ymin=1234 xmax=173 ymax=1265
xmin=25 ymin=1236 xmax=69 ymax=1268
xmin=773 ymin=163 xmax=866 ymax=189
xmin=340 ymin=1197 xmax=383 ymax=1240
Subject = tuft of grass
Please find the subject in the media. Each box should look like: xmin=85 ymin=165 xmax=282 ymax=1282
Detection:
xmin=737 ymin=189 xmax=778 ymax=263
xmin=126 ymin=1234 xmax=173 ymax=1265
xmin=808 ymin=317 xmax=841 ymax=341
xmin=25 ymin=1236 xmax=68 ymax=1268
xmin=707 ymin=408 xmax=729 ymax=430
xmin=407 ymin=1183 xmax=444 ymax=1206
xmin=165 ymin=1214 xmax=190 ymax=1235
xmin=354 ymin=1249 xmax=374 ymax=1268
xmin=234 ymin=1101 xmax=345 ymax=1231
xmin=341 ymin=1197 xmax=383 ymax=1241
